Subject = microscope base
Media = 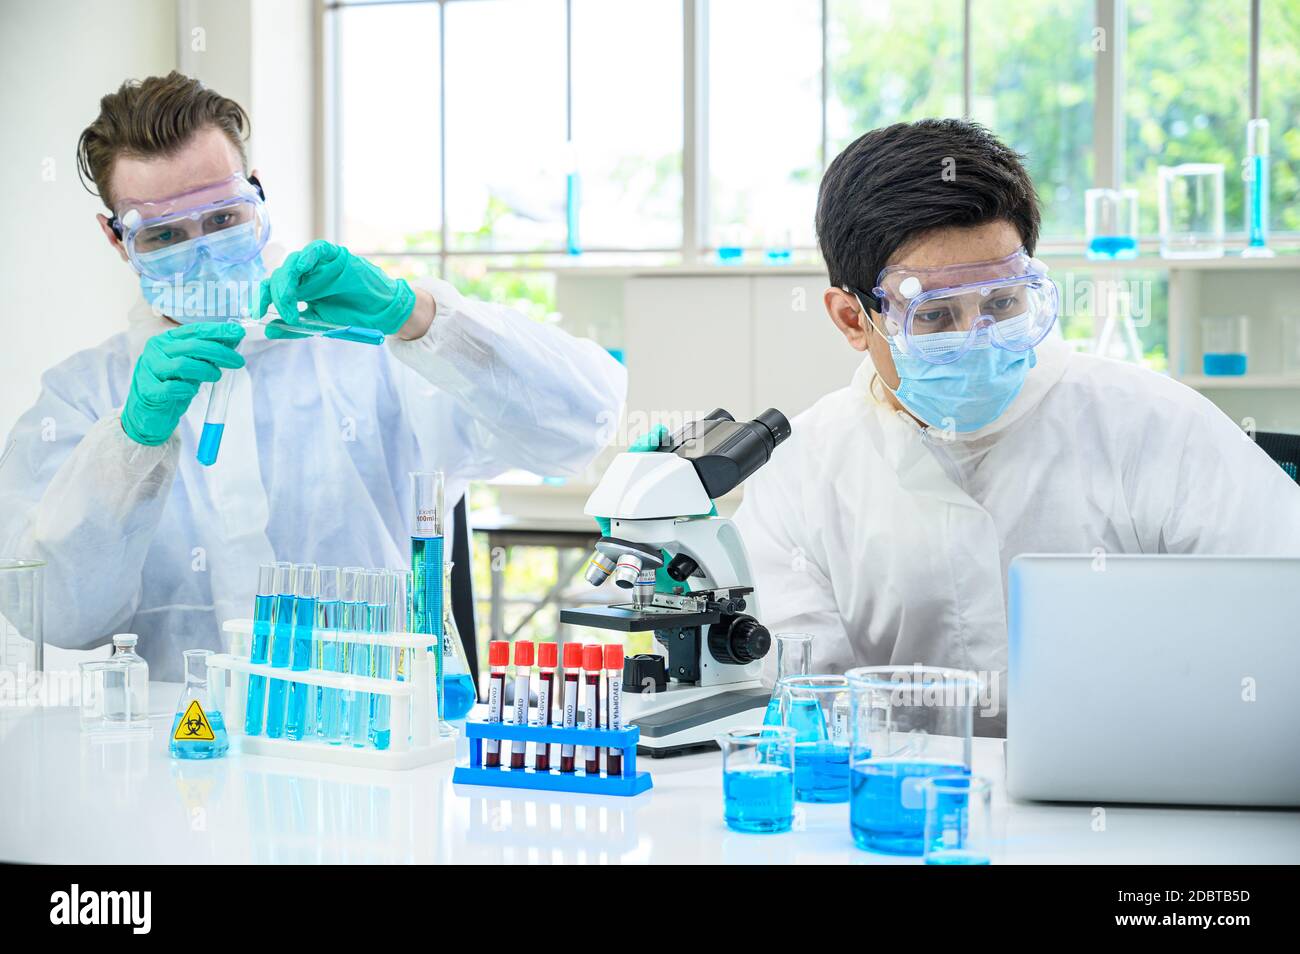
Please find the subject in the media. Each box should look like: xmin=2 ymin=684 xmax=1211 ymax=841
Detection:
xmin=624 ymin=681 xmax=770 ymax=758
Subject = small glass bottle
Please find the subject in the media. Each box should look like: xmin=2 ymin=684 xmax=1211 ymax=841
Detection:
xmin=109 ymin=633 xmax=149 ymax=727
xmin=170 ymin=649 xmax=229 ymax=760
xmin=763 ymin=632 xmax=814 ymax=725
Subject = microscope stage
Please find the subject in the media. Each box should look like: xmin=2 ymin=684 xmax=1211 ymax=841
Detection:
xmin=559 ymin=603 xmax=721 ymax=632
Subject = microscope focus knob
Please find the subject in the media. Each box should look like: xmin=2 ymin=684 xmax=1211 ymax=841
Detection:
xmin=666 ymin=553 xmax=699 ymax=582
xmin=707 ymin=615 xmax=771 ymax=666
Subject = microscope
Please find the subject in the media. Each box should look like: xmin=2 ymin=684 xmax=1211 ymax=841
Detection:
xmin=560 ymin=408 xmax=791 ymax=756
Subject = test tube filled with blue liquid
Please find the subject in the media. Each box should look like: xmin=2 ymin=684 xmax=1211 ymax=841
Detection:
xmin=315 ymin=567 xmax=342 ymax=740
xmin=1243 ymin=119 xmax=1274 ymax=258
xmin=244 ymin=562 xmax=281 ymax=735
xmin=197 ymin=373 xmax=234 ymax=467
xmin=366 ymin=571 xmax=393 ymax=751
xmin=336 ymin=567 xmax=367 ymax=745
xmin=846 ymin=666 xmax=976 ymax=856
xmin=348 ymin=570 xmax=382 ymax=747
xmin=264 ymin=563 xmax=298 ymax=739
xmin=409 ymin=472 xmax=445 ymax=729
xmin=285 ymin=564 xmax=319 ymax=740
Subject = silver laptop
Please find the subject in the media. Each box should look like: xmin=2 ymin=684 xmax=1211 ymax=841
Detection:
xmin=1006 ymin=554 xmax=1300 ymax=807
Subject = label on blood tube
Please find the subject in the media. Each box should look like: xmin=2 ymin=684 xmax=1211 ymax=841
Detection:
xmin=604 ymin=644 xmax=624 ymax=730
xmin=560 ymin=643 xmax=582 ymax=763
xmin=486 ymin=674 xmax=503 ymax=757
xmin=582 ymin=644 xmax=603 ymax=768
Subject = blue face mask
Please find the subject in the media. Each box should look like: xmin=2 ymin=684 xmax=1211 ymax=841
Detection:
xmin=883 ymin=332 xmax=1037 ymax=433
xmin=137 ymin=221 xmax=267 ymax=322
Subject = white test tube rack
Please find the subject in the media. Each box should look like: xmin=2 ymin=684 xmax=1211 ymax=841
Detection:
xmin=208 ymin=619 xmax=457 ymax=770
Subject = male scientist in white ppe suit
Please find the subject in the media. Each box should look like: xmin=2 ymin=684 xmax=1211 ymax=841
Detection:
xmin=0 ymin=73 xmax=625 ymax=679
xmin=735 ymin=119 xmax=1300 ymax=734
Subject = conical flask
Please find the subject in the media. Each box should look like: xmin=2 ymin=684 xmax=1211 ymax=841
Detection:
xmin=169 ymin=649 xmax=230 ymax=759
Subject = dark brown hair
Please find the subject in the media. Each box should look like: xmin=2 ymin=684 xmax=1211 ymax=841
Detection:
xmin=76 ymin=71 xmax=250 ymax=210
xmin=817 ymin=119 xmax=1040 ymax=301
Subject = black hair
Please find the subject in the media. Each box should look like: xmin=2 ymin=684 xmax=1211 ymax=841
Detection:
xmin=815 ymin=119 xmax=1040 ymax=306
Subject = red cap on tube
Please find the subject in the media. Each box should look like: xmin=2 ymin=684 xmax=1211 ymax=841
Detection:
xmin=583 ymin=644 xmax=604 ymax=672
xmin=514 ymin=640 xmax=534 ymax=666
xmin=538 ymin=641 xmax=558 ymax=668
xmin=603 ymin=644 xmax=624 ymax=671
xmin=488 ymin=640 xmax=509 ymax=667
xmin=562 ymin=642 xmax=583 ymax=669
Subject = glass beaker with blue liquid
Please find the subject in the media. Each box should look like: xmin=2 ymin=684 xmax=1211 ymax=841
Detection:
xmin=845 ymin=665 xmax=976 ymax=855
xmin=1085 ymin=188 xmax=1139 ymax=260
xmin=762 ymin=632 xmax=813 ymax=725
xmin=776 ymin=674 xmax=851 ymax=803
xmin=170 ymin=649 xmax=229 ymax=759
xmin=923 ymin=774 xmax=993 ymax=866
xmin=717 ymin=726 xmax=797 ymax=834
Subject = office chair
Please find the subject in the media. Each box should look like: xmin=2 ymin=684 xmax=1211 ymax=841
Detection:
xmin=1252 ymin=431 xmax=1300 ymax=485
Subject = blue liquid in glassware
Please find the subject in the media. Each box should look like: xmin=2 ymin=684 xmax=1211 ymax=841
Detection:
xmin=717 ymin=246 xmax=744 ymax=264
xmin=442 ymin=671 xmax=477 ymax=721
xmin=368 ymin=600 xmax=390 ymax=751
xmin=795 ymin=742 xmax=851 ymax=803
xmin=1247 ymin=155 xmax=1268 ymax=248
xmin=926 ymin=848 xmax=991 ymax=865
xmin=285 ymin=594 xmax=317 ymax=740
xmin=169 ymin=710 xmax=229 ymax=760
xmin=723 ymin=765 xmax=794 ymax=833
xmin=196 ymin=421 xmax=224 ymax=466
xmin=314 ymin=599 xmax=342 ymax=739
xmin=264 ymin=592 xmax=296 ymax=738
xmin=245 ymin=593 xmax=274 ymax=735
xmin=850 ymin=759 xmax=969 ymax=855
xmin=1203 ymin=353 xmax=1247 ymax=376
xmin=1086 ymin=235 xmax=1138 ymax=259
xmin=411 ymin=534 xmax=445 ymax=722
xmin=349 ymin=640 xmax=372 ymax=748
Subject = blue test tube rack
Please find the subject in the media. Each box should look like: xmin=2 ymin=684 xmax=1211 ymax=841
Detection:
xmin=453 ymin=721 xmax=653 ymax=797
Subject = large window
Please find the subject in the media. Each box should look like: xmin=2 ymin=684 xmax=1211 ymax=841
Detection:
xmin=328 ymin=0 xmax=1297 ymax=270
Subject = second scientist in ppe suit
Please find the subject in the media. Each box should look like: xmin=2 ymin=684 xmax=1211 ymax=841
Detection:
xmin=0 ymin=73 xmax=625 ymax=679
xmin=734 ymin=119 xmax=1300 ymax=735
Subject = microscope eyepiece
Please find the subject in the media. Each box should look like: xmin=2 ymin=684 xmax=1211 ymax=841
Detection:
xmin=668 ymin=407 xmax=792 ymax=499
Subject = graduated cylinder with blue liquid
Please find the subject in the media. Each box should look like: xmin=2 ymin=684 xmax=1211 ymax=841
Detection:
xmin=410 ymin=471 xmax=446 ymax=731
xmin=846 ymin=665 xmax=977 ymax=856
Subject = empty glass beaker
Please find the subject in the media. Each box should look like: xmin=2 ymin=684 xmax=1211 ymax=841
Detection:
xmin=923 ymin=774 xmax=994 ymax=865
xmin=1158 ymin=163 xmax=1224 ymax=259
xmin=1085 ymin=188 xmax=1139 ymax=259
xmin=776 ymin=674 xmax=851 ymax=803
xmin=717 ymin=725 xmax=797 ymax=834
xmin=170 ymin=649 xmax=229 ymax=759
xmin=846 ymin=665 xmax=977 ymax=855
xmin=0 ymin=559 xmax=44 ymax=704
xmin=762 ymin=632 xmax=813 ymax=724
xmin=1201 ymin=315 xmax=1249 ymax=376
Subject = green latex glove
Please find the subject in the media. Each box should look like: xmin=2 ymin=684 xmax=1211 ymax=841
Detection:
xmin=121 ymin=322 xmax=246 ymax=446
xmin=258 ymin=240 xmax=416 ymax=339
xmin=595 ymin=425 xmax=717 ymax=593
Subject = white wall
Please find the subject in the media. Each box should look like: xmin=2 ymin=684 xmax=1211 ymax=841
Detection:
xmin=0 ymin=0 xmax=177 ymax=441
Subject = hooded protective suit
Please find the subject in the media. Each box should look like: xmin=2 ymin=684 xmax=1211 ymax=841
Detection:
xmin=0 ymin=278 xmax=625 ymax=679
xmin=735 ymin=335 xmax=1300 ymax=735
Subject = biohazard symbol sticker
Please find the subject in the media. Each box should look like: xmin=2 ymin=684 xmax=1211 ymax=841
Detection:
xmin=174 ymin=700 xmax=215 ymax=741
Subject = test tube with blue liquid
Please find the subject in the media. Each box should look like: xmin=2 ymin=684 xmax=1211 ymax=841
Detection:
xmin=846 ymin=665 xmax=976 ymax=856
xmin=196 ymin=307 xmax=386 ymax=468
xmin=717 ymin=726 xmax=797 ymax=834
xmin=336 ymin=567 xmax=367 ymax=745
xmin=285 ymin=564 xmax=319 ymax=740
xmin=264 ymin=563 xmax=298 ymax=738
xmin=348 ymin=570 xmax=383 ymax=747
xmin=244 ymin=562 xmax=282 ymax=735
xmin=367 ymin=570 xmax=394 ymax=750
xmin=410 ymin=471 xmax=446 ymax=732
xmin=315 ymin=567 xmax=342 ymax=741
xmin=763 ymin=632 xmax=813 ymax=725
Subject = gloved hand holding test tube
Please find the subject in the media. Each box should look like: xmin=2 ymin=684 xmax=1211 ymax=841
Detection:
xmin=196 ymin=304 xmax=385 ymax=467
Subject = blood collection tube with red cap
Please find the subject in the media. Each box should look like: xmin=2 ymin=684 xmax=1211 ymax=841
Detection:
xmin=560 ymin=642 xmax=583 ymax=773
xmin=603 ymin=644 xmax=625 ymax=776
xmin=485 ymin=640 xmax=509 ymax=768
xmin=581 ymin=644 xmax=603 ymax=774
xmin=510 ymin=640 xmax=534 ymax=769
xmin=535 ymin=642 xmax=557 ymax=771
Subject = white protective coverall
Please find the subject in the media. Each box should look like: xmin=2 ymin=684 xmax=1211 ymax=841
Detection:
xmin=735 ymin=335 xmax=1300 ymax=735
xmin=0 ymin=278 xmax=625 ymax=679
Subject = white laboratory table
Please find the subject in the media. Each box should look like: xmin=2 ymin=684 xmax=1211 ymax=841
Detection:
xmin=2 ymin=682 xmax=1296 ymax=865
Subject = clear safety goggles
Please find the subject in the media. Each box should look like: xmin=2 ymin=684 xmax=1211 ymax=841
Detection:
xmin=861 ymin=248 xmax=1059 ymax=365
xmin=111 ymin=174 xmax=270 ymax=282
